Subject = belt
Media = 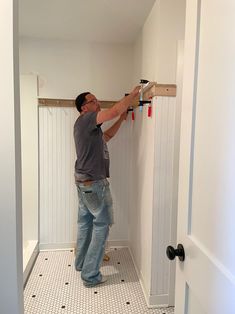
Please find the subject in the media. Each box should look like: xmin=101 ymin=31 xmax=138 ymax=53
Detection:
xmin=78 ymin=180 xmax=93 ymax=186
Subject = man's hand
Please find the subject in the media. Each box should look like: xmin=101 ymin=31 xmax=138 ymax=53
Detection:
xmin=97 ymin=85 xmax=140 ymax=125
xmin=130 ymin=85 xmax=141 ymax=98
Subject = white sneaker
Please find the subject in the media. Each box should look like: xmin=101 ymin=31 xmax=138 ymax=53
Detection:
xmin=84 ymin=275 xmax=108 ymax=288
xmin=99 ymin=275 xmax=108 ymax=284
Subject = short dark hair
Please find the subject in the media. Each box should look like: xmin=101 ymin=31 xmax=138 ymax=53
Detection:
xmin=75 ymin=92 xmax=90 ymax=112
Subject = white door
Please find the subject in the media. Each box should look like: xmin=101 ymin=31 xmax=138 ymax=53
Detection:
xmin=172 ymin=1 xmax=235 ymax=313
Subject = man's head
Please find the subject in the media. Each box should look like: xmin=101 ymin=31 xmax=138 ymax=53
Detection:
xmin=75 ymin=92 xmax=101 ymax=113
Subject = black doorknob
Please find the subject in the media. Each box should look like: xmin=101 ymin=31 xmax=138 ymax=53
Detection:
xmin=166 ymin=244 xmax=185 ymax=262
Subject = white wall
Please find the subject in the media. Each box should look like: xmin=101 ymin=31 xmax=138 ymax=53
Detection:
xmin=19 ymin=37 xmax=135 ymax=247
xmin=106 ymin=116 xmax=132 ymax=243
xmin=129 ymin=105 xmax=156 ymax=297
xmin=18 ymin=2 xmax=186 ymax=307
xmin=0 ymin=0 xmax=24 ymax=313
xmin=129 ymin=96 xmax=177 ymax=306
xmin=38 ymin=107 xmax=131 ymax=249
xmin=39 ymin=107 xmax=78 ymax=249
xmin=19 ymin=37 xmax=134 ymax=100
xmin=20 ymin=75 xmax=38 ymax=247
xmin=133 ymin=0 xmax=186 ymax=84
xmin=129 ymin=0 xmax=186 ymax=307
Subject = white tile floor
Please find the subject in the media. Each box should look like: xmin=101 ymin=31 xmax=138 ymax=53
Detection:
xmin=24 ymin=248 xmax=174 ymax=314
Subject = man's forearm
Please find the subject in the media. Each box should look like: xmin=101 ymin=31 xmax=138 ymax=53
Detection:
xmin=96 ymin=86 xmax=140 ymax=125
xmin=103 ymin=116 xmax=125 ymax=142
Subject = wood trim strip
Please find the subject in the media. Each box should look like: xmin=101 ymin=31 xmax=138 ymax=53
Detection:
xmin=132 ymin=83 xmax=176 ymax=107
xmin=38 ymin=98 xmax=115 ymax=109
xmin=38 ymin=83 xmax=177 ymax=108
xmin=38 ymin=98 xmax=75 ymax=107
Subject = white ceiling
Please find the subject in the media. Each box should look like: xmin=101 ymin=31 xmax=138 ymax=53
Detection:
xmin=19 ymin=0 xmax=156 ymax=44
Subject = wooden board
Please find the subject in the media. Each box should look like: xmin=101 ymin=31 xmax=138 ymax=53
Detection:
xmin=38 ymin=83 xmax=176 ymax=108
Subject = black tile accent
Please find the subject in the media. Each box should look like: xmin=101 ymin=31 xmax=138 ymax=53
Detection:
xmin=25 ymin=248 xmax=166 ymax=313
xmin=45 ymin=258 xmax=48 ymax=260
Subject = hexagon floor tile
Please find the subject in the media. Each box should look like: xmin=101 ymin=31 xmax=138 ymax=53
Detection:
xmin=24 ymin=248 xmax=174 ymax=314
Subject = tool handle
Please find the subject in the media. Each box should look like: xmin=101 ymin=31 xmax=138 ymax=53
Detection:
xmin=148 ymin=105 xmax=152 ymax=117
xmin=132 ymin=111 xmax=135 ymax=121
xmin=140 ymin=79 xmax=149 ymax=84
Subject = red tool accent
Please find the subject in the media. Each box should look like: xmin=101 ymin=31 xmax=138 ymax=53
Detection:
xmin=148 ymin=96 xmax=153 ymax=117
xmin=132 ymin=111 xmax=135 ymax=121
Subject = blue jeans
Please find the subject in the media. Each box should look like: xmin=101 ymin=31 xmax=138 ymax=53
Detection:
xmin=75 ymin=179 xmax=113 ymax=286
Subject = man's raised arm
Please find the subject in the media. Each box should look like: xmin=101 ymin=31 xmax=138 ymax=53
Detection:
xmin=96 ymin=86 xmax=140 ymax=125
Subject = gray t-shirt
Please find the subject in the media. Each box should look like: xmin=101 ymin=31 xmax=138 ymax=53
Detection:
xmin=74 ymin=111 xmax=110 ymax=181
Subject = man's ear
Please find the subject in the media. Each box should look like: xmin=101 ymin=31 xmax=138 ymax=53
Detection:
xmin=81 ymin=105 xmax=88 ymax=113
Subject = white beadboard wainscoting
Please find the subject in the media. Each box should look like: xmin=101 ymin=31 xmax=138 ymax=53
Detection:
xmin=39 ymin=107 xmax=78 ymax=250
xmin=39 ymin=96 xmax=178 ymax=307
xmin=39 ymin=107 xmax=132 ymax=250
xmin=129 ymin=96 xmax=177 ymax=307
xmin=152 ymin=96 xmax=177 ymax=306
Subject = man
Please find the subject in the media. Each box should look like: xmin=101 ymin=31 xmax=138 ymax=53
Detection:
xmin=74 ymin=86 xmax=139 ymax=287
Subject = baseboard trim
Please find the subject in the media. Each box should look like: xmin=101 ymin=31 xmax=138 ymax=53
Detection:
xmin=39 ymin=240 xmax=129 ymax=251
xmin=23 ymin=241 xmax=39 ymax=287
xmin=107 ymin=239 xmax=129 ymax=248
xmin=128 ymin=246 xmax=150 ymax=306
xmin=128 ymin=246 xmax=169 ymax=308
xmin=148 ymin=294 xmax=169 ymax=307
xmin=39 ymin=242 xmax=75 ymax=251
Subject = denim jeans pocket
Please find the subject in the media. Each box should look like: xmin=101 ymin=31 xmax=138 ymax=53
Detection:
xmin=82 ymin=190 xmax=102 ymax=211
